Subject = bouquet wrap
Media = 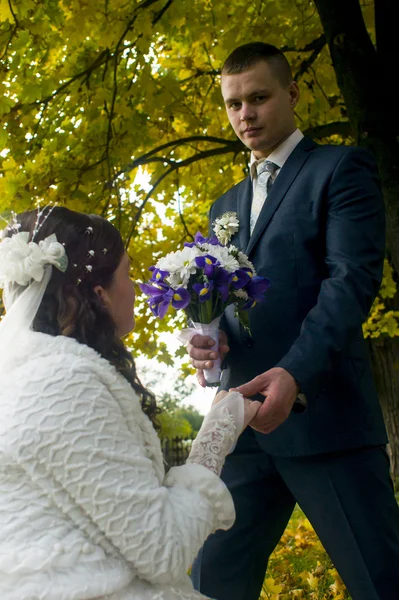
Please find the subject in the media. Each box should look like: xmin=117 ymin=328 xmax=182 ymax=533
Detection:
xmin=192 ymin=316 xmax=222 ymax=385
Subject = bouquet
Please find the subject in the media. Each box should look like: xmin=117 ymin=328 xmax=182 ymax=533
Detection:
xmin=139 ymin=213 xmax=270 ymax=385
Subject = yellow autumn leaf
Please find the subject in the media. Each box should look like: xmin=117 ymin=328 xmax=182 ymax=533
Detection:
xmin=0 ymin=0 xmax=13 ymax=22
xmin=264 ymin=576 xmax=284 ymax=594
xmin=306 ymin=572 xmax=318 ymax=589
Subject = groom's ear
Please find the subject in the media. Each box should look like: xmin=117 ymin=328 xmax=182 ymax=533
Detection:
xmin=288 ymin=81 xmax=300 ymax=107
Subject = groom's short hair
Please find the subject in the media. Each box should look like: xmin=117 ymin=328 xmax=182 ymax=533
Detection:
xmin=222 ymin=42 xmax=293 ymax=87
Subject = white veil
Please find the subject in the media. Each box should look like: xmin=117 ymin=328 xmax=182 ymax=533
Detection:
xmin=0 ymin=225 xmax=68 ymax=372
xmin=0 ymin=267 xmax=53 ymax=371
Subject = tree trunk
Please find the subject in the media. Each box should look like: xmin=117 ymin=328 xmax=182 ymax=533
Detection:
xmin=313 ymin=0 xmax=399 ymax=275
xmin=369 ymin=336 xmax=399 ymax=478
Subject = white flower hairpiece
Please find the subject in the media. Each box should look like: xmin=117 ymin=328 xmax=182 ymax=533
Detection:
xmin=213 ymin=212 xmax=239 ymax=245
xmin=0 ymin=231 xmax=68 ymax=288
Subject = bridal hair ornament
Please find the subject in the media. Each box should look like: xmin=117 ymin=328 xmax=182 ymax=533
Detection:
xmin=0 ymin=206 xmax=68 ymax=370
xmin=0 ymin=231 xmax=67 ymax=288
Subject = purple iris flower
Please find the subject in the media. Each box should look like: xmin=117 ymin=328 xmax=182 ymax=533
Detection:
xmin=139 ymin=282 xmax=190 ymax=318
xmin=193 ymin=280 xmax=214 ymax=303
xmin=139 ymin=281 xmax=169 ymax=298
xmin=148 ymin=267 xmax=169 ymax=283
xmin=194 ymin=232 xmax=208 ymax=244
xmin=209 ymin=267 xmax=232 ymax=302
xmin=184 ymin=232 xmax=208 ymax=248
xmin=170 ymin=287 xmax=191 ymax=309
xmin=241 ymin=267 xmax=255 ymax=278
xmin=230 ymin=269 xmax=251 ymax=289
xmin=195 ymin=254 xmax=220 ymax=277
xmin=242 ymin=276 xmax=270 ymax=308
xmin=206 ymin=235 xmax=222 ymax=246
xmin=152 ymin=288 xmax=174 ymax=318
xmin=184 ymin=232 xmax=223 ymax=248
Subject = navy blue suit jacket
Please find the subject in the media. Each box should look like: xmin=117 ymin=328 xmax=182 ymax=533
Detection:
xmin=210 ymin=137 xmax=387 ymax=456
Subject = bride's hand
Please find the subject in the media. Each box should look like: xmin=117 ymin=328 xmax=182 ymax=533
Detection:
xmin=213 ymin=390 xmax=229 ymax=405
xmin=242 ymin=398 xmax=262 ymax=431
xmin=213 ymin=390 xmax=261 ymax=432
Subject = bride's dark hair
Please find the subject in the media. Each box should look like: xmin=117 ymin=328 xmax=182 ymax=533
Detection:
xmin=13 ymin=206 xmax=159 ymax=427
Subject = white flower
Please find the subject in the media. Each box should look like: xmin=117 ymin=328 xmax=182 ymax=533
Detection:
xmin=0 ymin=232 xmax=68 ymax=288
xmin=201 ymin=243 xmax=240 ymax=272
xmin=39 ymin=235 xmax=67 ymax=267
xmin=213 ymin=212 xmax=239 ymax=245
xmin=156 ymin=245 xmax=203 ymax=287
xmin=236 ymin=250 xmax=256 ymax=275
xmin=234 ymin=289 xmax=249 ymax=300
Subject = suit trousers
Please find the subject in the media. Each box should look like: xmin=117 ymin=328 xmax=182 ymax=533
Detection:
xmin=191 ymin=428 xmax=399 ymax=600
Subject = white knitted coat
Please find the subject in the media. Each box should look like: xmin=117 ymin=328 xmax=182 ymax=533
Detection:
xmin=0 ymin=331 xmax=235 ymax=600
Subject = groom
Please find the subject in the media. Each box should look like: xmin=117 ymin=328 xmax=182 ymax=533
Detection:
xmin=188 ymin=43 xmax=399 ymax=600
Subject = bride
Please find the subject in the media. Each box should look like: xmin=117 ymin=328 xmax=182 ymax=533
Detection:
xmin=0 ymin=206 xmax=260 ymax=600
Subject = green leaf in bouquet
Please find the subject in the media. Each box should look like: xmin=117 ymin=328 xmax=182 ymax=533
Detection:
xmin=235 ymin=306 xmax=252 ymax=336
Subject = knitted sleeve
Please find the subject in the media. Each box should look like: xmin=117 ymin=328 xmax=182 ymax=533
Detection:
xmin=11 ymin=358 xmax=235 ymax=585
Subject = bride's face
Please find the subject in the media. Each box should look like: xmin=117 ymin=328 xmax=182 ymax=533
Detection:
xmin=94 ymin=253 xmax=136 ymax=338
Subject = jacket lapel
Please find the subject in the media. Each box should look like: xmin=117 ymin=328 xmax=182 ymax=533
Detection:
xmin=236 ymin=176 xmax=252 ymax=250
xmin=245 ymin=137 xmax=317 ymax=256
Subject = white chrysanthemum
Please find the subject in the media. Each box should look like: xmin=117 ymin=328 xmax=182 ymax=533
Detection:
xmin=234 ymin=289 xmax=249 ymax=300
xmin=201 ymin=243 xmax=240 ymax=272
xmin=236 ymin=249 xmax=256 ymax=275
xmin=156 ymin=245 xmax=203 ymax=287
xmin=213 ymin=212 xmax=239 ymax=245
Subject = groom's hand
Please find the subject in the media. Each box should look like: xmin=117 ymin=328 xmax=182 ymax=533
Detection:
xmin=187 ymin=331 xmax=230 ymax=387
xmin=234 ymin=367 xmax=299 ymax=434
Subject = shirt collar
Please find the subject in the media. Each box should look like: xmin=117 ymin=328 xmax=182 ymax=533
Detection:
xmin=250 ymin=129 xmax=304 ymax=179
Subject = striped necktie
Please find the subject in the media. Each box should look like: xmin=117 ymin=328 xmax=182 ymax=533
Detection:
xmin=250 ymin=160 xmax=278 ymax=234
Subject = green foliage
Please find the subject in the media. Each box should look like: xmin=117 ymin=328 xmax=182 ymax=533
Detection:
xmin=156 ymin=392 xmax=204 ymax=441
xmin=175 ymin=405 xmax=204 ymax=435
xmin=363 ymin=260 xmax=399 ymax=338
xmin=156 ymin=377 xmax=204 ymax=440
xmin=138 ymin=364 xmax=202 ymax=439
xmin=157 ymin=409 xmax=192 ymax=442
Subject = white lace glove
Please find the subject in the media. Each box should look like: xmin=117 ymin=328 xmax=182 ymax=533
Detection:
xmin=187 ymin=391 xmax=244 ymax=476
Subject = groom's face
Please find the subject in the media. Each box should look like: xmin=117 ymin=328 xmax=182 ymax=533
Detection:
xmin=221 ymin=60 xmax=299 ymax=159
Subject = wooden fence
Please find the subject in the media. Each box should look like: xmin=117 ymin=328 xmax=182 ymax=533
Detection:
xmin=162 ymin=437 xmax=193 ymax=469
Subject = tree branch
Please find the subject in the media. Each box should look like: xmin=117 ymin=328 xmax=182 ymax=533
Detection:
xmin=104 ymin=17 xmax=138 ymax=202
xmin=7 ymin=0 xmax=18 ymax=24
xmin=293 ymin=35 xmax=327 ymax=81
xmin=303 ymin=120 xmax=352 ymax=139
xmin=7 ymin=49 xmax=111 ymax=115
xmin=115 ymin=135 xmax=243 ymax=180
xmin=179 ymin=67 xmax=220 ymax=84
xmin=0 ymin=22 xmax=18 ymax=60
xmin=152 ymin=0 xmax=174 ymax=25
xmin=135 ymin=0 xmax=166 ymax=12
xmin=281 ymin=34 xmax=326 ymax=54
xmin=175 ymin=169 xmax=194 ymax=240
xmin=125 ymin=142 xmax=244 ymax=245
